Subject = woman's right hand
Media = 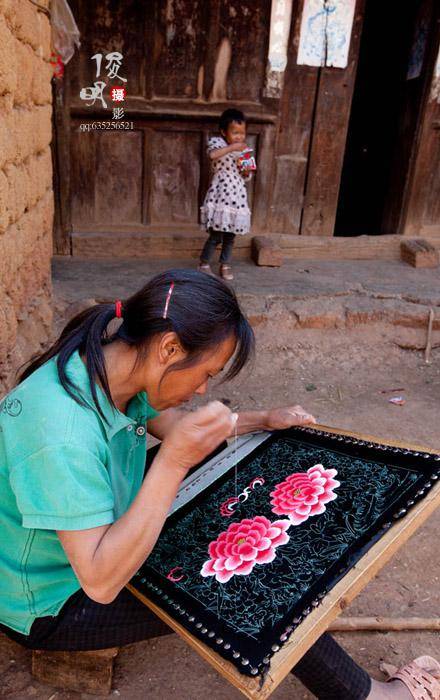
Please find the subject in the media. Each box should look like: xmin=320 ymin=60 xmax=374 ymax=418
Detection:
xmin=157 ymin=401 xmax=237 ymax=473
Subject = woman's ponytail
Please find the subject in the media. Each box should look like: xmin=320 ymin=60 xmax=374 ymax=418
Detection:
xmin=19 ymin=303 xmax=118 ymax=420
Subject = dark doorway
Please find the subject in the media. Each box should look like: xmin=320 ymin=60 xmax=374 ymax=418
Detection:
xmin=335 ymin=0 xmax=435 ymax=236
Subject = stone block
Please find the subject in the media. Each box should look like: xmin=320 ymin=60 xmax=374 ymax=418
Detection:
xmin=33 ymin=103 xmax=53 ymax=153
xmin=251 ymin=236 xmax=283 ymax=267
xmin=0 ymin=0 xmax=13 ymax=18
xmin=36 ymin=12 xmax=52 ymax=61
xmin=0 ymin=289 xmax=18 ymax=351
xmin=0 ymin=192 xmax=53 ymax=305
xmin=25 ymin=152 xmax=51 ymax=211
xmin=11 ymin=104 xmax=52 ymax=163
xmin=13 ymin=0 xmax=39 ymax=51
xmin=400 ymin=239 xmax=439 ymax=268
xmin=4 ymin=162 xmax=25 ymax=224
xmin=0 ymin=16 xmax=16 ymax=99
xmin=0 ymin=109 xmax=15 ymax=169
xmin=31 ymin=57 xmax=52 ymax=105
xmin=0 ymin=223 xmax=18 ymax=289
xmin=0 ymin=168 xmax=9 ymax=232
xmin=14 ymin=38 xmax=34 ymax=106
xmin=10 ymin=107 xmax=34 ymax=163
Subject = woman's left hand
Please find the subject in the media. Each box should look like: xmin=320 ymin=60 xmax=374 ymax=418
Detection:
xmin=266 ymin=405 xmax=316 ymax=431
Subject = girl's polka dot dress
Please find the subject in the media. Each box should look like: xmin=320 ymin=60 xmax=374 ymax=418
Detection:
xmin=200 ymin=136 xmax=251 ymax=235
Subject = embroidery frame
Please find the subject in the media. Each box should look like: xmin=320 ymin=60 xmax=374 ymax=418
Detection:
xmin=128 ymin=425 xmax=440 ymax=699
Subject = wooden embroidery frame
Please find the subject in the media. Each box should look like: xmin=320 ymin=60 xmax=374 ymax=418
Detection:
xmin=128 ymin=424 xmax=440 ymax=699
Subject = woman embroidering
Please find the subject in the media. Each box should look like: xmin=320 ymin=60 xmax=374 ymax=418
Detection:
xmin=0 ymin=269 xmax=438 ymax=699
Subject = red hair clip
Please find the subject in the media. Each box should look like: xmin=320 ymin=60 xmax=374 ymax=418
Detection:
xmin=115 ymin=300 xmax=123 ymax=319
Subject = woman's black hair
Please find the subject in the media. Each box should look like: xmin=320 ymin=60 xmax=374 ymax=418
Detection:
xmin=18 ymin=269 xmax=255 ymax=420
xmin=219 ymin=108 xmax=246 ymax=133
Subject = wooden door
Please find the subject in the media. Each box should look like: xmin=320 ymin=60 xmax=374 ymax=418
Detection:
xmin=55 ymin=0 xmax=274 ymax=254
xmin=53 ymin=0 xmax=372 ymax=255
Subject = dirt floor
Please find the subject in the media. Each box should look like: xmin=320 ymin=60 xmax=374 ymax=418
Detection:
xmin=1 ymin=258 xmax=439 ymax=699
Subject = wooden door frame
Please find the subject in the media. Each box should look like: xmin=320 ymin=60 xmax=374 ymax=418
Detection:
xmin=400 ymin=3 xmax=440 ymax=236
xmin=299 ymin=0 xmax=366 ymax=237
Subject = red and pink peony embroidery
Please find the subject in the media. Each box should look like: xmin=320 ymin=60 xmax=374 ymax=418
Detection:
xmin=201 ymin=465 xmax=340 ymax=583
xmin=270 ymin=464 xmax=340 ymax=525
xmin=200 ymin=515 xmax=290 ymax=583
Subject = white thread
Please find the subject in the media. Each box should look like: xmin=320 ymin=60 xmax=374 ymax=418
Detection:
xmin=232 ymin=413 xmax=238 ymax=498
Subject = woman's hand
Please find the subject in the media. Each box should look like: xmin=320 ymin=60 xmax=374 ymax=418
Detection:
xmin=266 ymin=405 xmax=316 ymax=431
xmin=158 ymin=401 xmax=237 ymax=473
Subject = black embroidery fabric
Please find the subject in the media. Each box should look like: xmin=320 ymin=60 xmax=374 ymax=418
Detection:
xmin=131 ymin=428 xmax=440 ymax=678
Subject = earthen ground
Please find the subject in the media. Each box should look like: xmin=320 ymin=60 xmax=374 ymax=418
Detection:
xmin=1 ymin=258 xmax=439 ymax=699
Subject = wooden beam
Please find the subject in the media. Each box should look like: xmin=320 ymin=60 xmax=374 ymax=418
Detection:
xmin=70 ymin=229 xmax=440 ymax=260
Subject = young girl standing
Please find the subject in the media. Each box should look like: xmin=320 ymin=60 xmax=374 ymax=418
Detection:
xmin=199 ymin=109 xmax=252 ymax=281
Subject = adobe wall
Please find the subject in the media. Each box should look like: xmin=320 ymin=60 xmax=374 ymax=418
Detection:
xmin=0 ymin=0 xmax=54 ymax=394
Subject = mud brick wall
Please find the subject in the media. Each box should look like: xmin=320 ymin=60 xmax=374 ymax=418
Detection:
xmin=0 ymin=0 xmax=54 ymax=394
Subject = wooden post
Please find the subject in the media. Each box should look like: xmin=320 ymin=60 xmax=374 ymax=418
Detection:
xmin=425 ymin=308 xmax=435 ymax=363
xmin=329 ymin=616 xmax=440 ymax=632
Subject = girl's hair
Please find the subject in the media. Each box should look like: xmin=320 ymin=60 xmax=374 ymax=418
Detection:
xmin=219 ymin=108 xmax=246 ymax=133
xmin=18 ymin=269 xmax=255 ymax=419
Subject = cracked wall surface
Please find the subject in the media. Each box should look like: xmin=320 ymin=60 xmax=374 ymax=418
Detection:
xmin=0 ymin=0 xmax=54 ymax=395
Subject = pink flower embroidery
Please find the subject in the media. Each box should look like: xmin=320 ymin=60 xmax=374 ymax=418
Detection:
xmin=270 ymin=464 xmax=340 ymax=525
xmin=200 ymin=515 xmax=290 ymax=583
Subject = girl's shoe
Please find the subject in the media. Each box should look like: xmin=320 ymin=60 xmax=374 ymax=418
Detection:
xmin=219 ymin=264 xmax=234 ymax=281
xmin=198 ymin=263 xmax=215 ymax=276
xmin=381 ymin=655 xmax=440 ymax=699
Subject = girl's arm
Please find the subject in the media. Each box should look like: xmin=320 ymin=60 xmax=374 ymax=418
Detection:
xmin=210 ymin=141 xmax=248 ymax=161
xmin=57 ymin=402 xmax=236 ymax=604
